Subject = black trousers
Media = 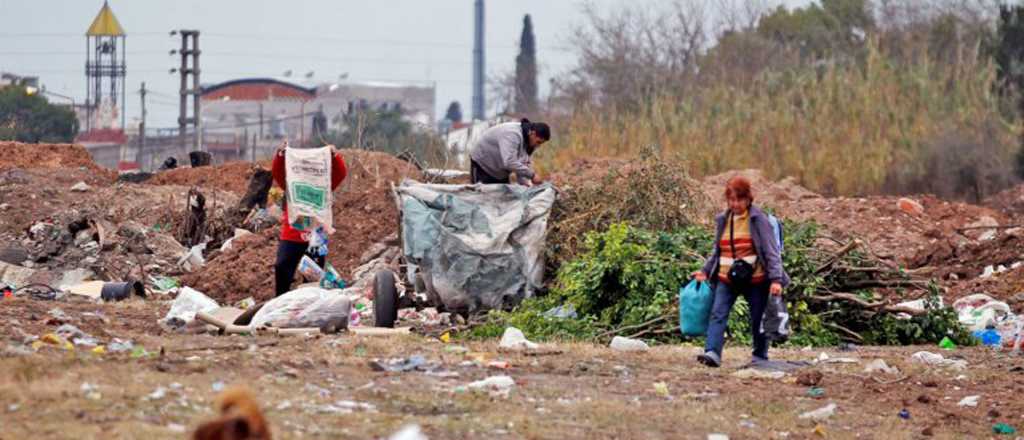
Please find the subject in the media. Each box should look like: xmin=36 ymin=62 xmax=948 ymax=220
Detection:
xmin=470 ymin=160 xmax=506 ymax=184
xmin=274 ymin=240 xmax=326 ymax=297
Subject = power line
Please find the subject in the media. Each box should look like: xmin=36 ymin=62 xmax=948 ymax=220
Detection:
xmin=0 ymin=32 xmax=170 ymax=38
xmin=201 ymin=32 xmax=574 ymax=51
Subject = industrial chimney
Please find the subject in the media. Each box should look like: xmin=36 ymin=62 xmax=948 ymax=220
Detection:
xmin=472 ymin=0 xmax=485 ymax=121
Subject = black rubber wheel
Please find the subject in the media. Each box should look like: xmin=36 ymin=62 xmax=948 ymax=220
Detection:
xmin=373 ymin=270 xmax=399 ymax=328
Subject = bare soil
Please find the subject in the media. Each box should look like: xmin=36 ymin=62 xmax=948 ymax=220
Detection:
xmin=2 ymin=298 xmax=1023 ymax=439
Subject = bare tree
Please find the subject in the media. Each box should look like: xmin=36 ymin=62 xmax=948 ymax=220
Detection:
xmin=560 ymin=0 xmax=710 ymax=109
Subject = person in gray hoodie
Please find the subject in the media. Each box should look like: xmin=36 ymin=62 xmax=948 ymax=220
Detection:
xmin=469 ymin=119 xmax=551 ymax=185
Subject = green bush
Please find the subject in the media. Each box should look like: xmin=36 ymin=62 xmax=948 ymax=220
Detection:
xmin=471 ymin=221 xmax=969 ymax=348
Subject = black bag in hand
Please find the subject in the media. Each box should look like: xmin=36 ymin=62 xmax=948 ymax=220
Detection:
xmin=762 ymin=294 xmax=791 ymax=343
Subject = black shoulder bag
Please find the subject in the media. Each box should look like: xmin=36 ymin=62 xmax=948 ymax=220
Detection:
xmin=727 ymin=212 xmax=755 ymax=288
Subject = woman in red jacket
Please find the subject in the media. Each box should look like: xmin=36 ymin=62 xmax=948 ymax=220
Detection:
xmin=270 ymin=144 xmax=347 ymax=296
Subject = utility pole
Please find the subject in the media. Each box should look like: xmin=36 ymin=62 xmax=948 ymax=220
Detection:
xmin=472 ymin=0 xmax=486 ymax=121
xmin=139 ymin=81 xmax=147 ymax=156
xmin=176 ymin=30 xmax=201 ymax=155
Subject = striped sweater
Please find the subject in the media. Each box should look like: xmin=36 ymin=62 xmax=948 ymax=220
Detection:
xmin=717 ymin=210 xmax=767 ymax=285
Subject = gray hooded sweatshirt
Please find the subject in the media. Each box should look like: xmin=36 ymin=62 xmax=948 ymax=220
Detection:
xmin=469 ymin=122 xmax=534 ymax=185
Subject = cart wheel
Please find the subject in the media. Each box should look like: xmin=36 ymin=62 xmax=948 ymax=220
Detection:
xmin=374 ymin=270 xmax=399 ymax=328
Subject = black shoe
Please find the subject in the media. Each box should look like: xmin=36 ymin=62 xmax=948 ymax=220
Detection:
xmin=697 ymin=351 xmax=721 ymax=368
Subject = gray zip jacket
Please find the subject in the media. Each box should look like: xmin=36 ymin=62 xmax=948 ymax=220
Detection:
xmin=469 ymin=122 xmax=534 ymax=185
xmin=701 ymin=206 xmax=791 ymax=287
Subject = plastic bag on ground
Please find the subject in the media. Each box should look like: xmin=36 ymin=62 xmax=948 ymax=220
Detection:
xmin=178 ymin=243 xmax=206 ymax=272
xmin=679 ymin=280 xmax=713 ymax=336
xmin=499 ymin=327 xmax=538 ymax=351
xmin=953 ymin=294 xmax=1011 ymax=332
xmin=251 ymin=287 xmax=351 ymax=328
xmin=162 ymin=287 xmax=219 ymax=328
xmin=285 ymin=146 xmax=334 ymax=233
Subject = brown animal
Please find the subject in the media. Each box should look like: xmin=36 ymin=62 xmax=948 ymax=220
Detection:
xmin=193 ymin=386 xmax=271 ymax=440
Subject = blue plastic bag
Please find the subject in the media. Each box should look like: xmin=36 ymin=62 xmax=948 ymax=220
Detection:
xmin=679 ymin=280 xmax=714 ymax=336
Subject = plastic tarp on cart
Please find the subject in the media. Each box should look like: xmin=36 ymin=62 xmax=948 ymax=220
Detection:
xmin=394 ymin=180 xmax=556 ymax=313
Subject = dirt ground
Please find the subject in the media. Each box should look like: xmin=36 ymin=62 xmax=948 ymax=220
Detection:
xmin=4 ymin=143 xmax=1024 ymax=439
xmin=2 ymin=297 xmax=1023 ymax=439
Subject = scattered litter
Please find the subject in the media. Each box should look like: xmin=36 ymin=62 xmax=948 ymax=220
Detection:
xmin=807 ymin=387 xmax=825 ymax=398
xmin=708 ymin=434 xmax=729 ymax=440
xmin=150 ymin=276 xmax=179 ymax=292
xmin=250 ymin=287 xmax=351 ymax=329
xmin=70 ymin=182 xmax=91 ymax=192
xmin=80 ymin=382 xmax=101 ymax=401
xmin=911 ymin=351 xmax=968 ymax=371
xmin=47 ymin=307 xmax=72 ymax=322
xmin=389 ymin=424 xmax=429 ymax=440
xmin=7 ymin=404 xmax=19 ymax=412
xmin=178 ymin=243 xmax=206 ymax=272
xmin=939 ymin=336 xmax=956 ymax=350
xmin=108 ymin=338 xmax=133 ymax=353
xmin=145 ymin=387 xmax=168 ymax=401
xmin=34 ymin=333 xmax=73 ymax=351
xmin=162 ymin=287 xmax=219 ymax=329
xmin=799 ymin=403 xmax=837 ymax=421
xmin=813 ymin=425 xmax=827 ymax=437
xmin=55 ymin=324 xmax=98 ymax=347
xmin=899 ymin=409 xmax=911 ymax=420
xmin=609 ymin=336 xmax=649 ymax=352
xmin=993 ymin=423 xmax=1016 ymax=435
xmin=211 ymin=381 xmax=225 ymax=392
xmin=487 ymin=361 xmax=510 ymax=370
xmin=499 ymin=327 xmax=539 ymax=351
xmin=308 ymin=400 xmax=378 ymax=414
xmin=275 ymin=401 xmax=293 ymax=411
xmin=445 ymin=345 xmax=469 ymax=354
xmin=958 ymin=395 xmax=980 ymax=407
xmin=733 ymin=369 xmax=785 ymax=380
xmin=653 ymin=382 xmax=670 ymax=398
xmin=543 ymin=304 xmax=578 ymax=319
xmin=370 ymin=355 xmax=428 ymax=373
xmin=461 ymin=375 xmax=516 ymax=398
xmin=166 ymin=424 xmax=186 ymax=433
xmin=749 ymin=358 xmax=811 ymax=372
xmin=864 ymin=359 xmax=899 ymax=375
xmin=815 ymin=352 xmax=859 ymax=364
xmin=897 ymin=198 xmax=924 ymax=216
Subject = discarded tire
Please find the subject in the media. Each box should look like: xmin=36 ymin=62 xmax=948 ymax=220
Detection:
xmin=373 ymin=270 xmax=398 ymax=328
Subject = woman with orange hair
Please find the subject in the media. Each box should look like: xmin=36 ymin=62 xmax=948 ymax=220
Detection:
xmin=692 ymin=176 xmax=790 ymax=367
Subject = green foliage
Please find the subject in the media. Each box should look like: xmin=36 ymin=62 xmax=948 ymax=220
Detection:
xmin=468 ymin=295 xmax=602 ymax=341
xmin=0 ymin=85 xmax=79 ymax=143
xmin=757 ymin=0 xmax=874 ymax=60
xmin=864 ymin=290 xmax=976 ymax=346
xmin=479 ymin=217 xmax=969 ymax=348
xmin=555 ymin=223 xmax=710 ymax=330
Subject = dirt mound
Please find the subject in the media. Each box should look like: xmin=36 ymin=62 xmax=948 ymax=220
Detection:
xmin=181 ymin=149 xmax=421 ymax=303
xmin=146 ymin=161 xmax=271 ymax=194
xmin=180 ymin=230 xmax=278 ymax=303
xmin=699 ymin=170 xmax=1006 ymax=263
xmin=0 ymin=141 xmax=115 ymax=179
xmin=984 ymin=183 xmax=1024 ymax=217
xmin=911 ymin=229 xmax=1024 ymax=280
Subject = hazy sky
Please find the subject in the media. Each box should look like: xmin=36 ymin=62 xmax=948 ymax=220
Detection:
xmin=0 ymin=0 xmax=810 ymax=128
